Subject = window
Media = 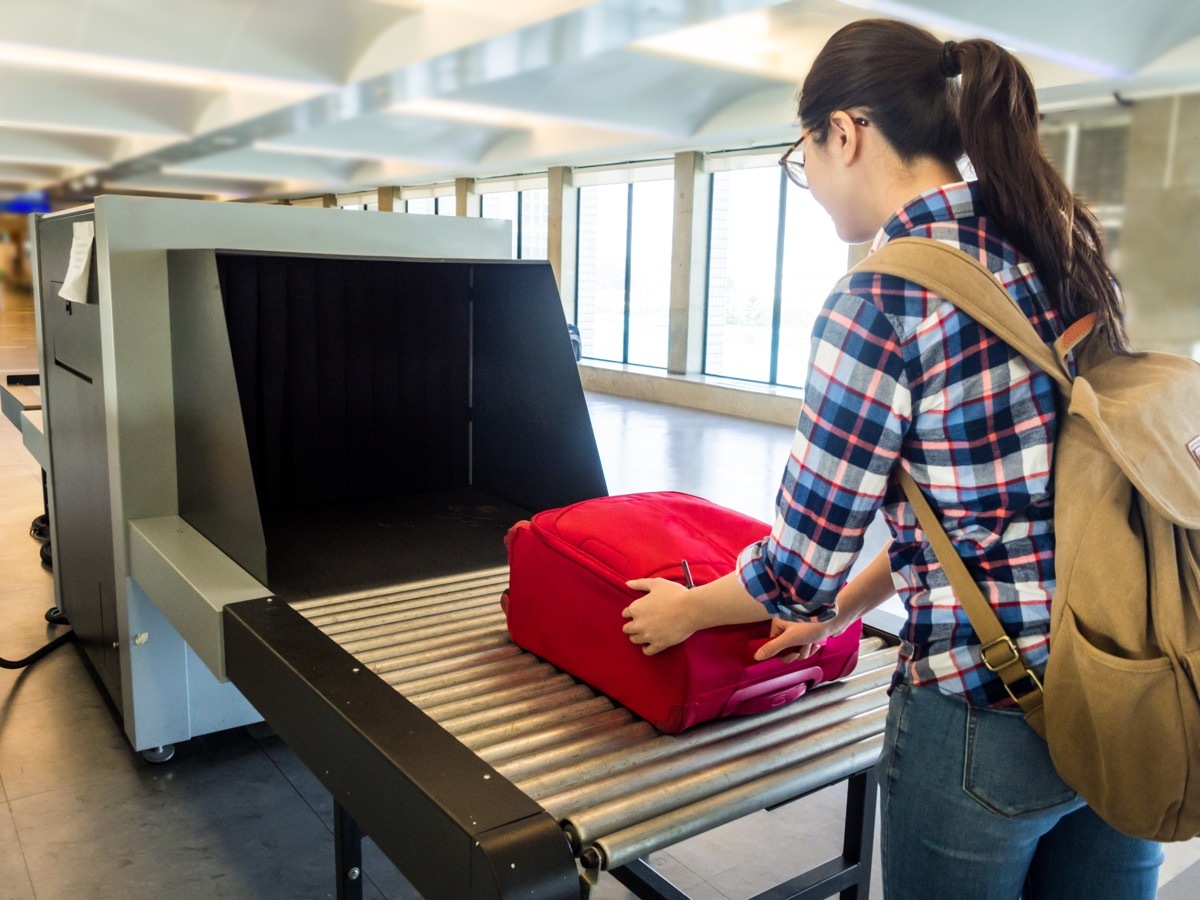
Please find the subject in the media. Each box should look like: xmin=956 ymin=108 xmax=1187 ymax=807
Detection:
xmin=704 ymin=167 xmax=781 ymax=382
xmin=436 ymin=196 xmax=456 ymax=216
xmin=481 ymin=191 xmax=519 ymax=258
xmin=627 ymin=180 xmax=673 ymax=368
xmin=705 ymin=164 xmax=848 ymax=386
xmin=520 ymin=189 xmax=549 ymax=260
xmin=481 ymin=188 xmax=549 ymax=260
xmin=576 ymin=180 xmax=673 ymax=366
xmin=576 ymin=183 xmax=628 ymax=363
xmin=406 ymin=197 xmax=436 ymax=215
xmin=777 ymin=188 xmax=852 ymax=388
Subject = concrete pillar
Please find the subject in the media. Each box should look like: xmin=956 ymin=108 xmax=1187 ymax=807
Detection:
xmin=455 ymin=178 xmax=480 ymax=217
xmin=321 ymin=193 xmax=338 ymax=208
xmin=1119 ymin=95 xmax=1200 ymax=355
xmin=668 ymin=151 xmax=710 ymax=375
xmin=376 ymin=186 xmax=398 ymax=212
xmin=548 ymin=166 xmax=578 ymax=320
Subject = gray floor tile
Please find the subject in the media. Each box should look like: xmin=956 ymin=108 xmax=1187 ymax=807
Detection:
xmin=0 ymin=691 xmax=138 ymax=800
xmin=250 ymin=727 xmax=335 ymax=829
xmin=361 ymin=837 xmax=422 ymax=899
xmin=0 ymin=640 xmax=100 ymax=713
xmin=11 ymin=732 xmax=343 ymax=900
xmin=658 ymin=810 xmax=780 ymax=882
xmin=1160 ymin=856 xmax=1200 ymax=899
xmin=596 ymin=852 xmax=728 ymax=900
xmin=0 ymin=801 xmax=34 ymax=900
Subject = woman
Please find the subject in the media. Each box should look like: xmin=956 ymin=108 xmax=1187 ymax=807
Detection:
xmin=620 ymin=18 xmax=1163 ymax=899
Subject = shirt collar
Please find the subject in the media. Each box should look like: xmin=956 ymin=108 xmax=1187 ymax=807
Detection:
xmin=869 ymin=180 xmax=980 ymax=254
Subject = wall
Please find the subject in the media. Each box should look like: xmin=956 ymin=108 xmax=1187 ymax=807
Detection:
xmin=1120 ymin=95 xmax=1200 ymax=356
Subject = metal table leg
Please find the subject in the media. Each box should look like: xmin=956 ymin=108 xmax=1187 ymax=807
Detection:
xmin=335 ymin=802 xmax=364 ymax=900
xmin=607 ymin=767 xmax=878 ymax=900
xmin=750 ymin=768 xmax=878 ymax=900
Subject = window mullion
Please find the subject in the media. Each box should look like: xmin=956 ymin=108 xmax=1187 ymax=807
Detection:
xmin=623 ymin=183 xmax=634 ymax=365
xmin=769 ymin=169 xmax=788 ymax=385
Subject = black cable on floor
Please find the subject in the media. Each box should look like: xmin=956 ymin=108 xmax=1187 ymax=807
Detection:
xmin=0 ymin=626 xmax=75 ymax=669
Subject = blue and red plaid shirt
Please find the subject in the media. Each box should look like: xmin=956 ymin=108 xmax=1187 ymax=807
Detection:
xmin=738 ymin=181 xmax=1068 ymax=708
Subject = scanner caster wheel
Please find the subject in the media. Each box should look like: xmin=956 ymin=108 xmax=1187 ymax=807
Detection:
xmin=141 ymin=745 xmax=175 ymax=764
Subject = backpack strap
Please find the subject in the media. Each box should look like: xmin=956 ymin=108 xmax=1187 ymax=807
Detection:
xmin=895 ymin=467 xmax=1046 ymax=733
xmin=852 ymin=237 xmax=1053 ymax=732
xmin=854 ymin=236 xmax=1075 ymax=396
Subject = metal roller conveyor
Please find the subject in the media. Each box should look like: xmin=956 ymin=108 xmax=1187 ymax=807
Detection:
xmin=507 ymin=651 xmax=894 ymax=796
xmin=583 ymin=736 xmax=886 ymax=876
xmin=291 ymin=568 xmax=900 ymax=893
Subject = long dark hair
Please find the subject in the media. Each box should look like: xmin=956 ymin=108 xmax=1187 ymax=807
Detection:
xmin=798 ymin=19 xmax=1132 ymax=354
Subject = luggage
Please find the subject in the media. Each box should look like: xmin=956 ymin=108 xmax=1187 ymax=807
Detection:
xmin=503 ymin=491 xmax=863 ymax=733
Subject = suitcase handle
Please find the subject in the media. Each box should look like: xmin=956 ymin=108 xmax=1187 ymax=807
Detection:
xmin=719 ymin=666 xmax=824 ymax=717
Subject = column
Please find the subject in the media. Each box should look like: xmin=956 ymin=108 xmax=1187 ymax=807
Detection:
xmin=548 ymin=166 xmax=578 ymax=319
xmin=376 ymin=186 xmax=398 ymax=212
xmin=455 ymin=178 xmax=480 ymax=217
xmin=668 ymin=151 xmax=710 ymax=375
xmin=1119 ymin=95 xmax=1200 ymax=354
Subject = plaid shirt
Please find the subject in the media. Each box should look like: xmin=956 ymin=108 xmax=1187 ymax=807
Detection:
xmin=738 ymin=181 xmax=1067 ymax=708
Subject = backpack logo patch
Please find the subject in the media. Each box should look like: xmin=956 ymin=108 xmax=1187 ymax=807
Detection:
xmin=1190 ymin=435 xmax=1200 ymax=471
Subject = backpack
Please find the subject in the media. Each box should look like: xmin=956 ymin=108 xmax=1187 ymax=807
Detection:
xmin=855 ymin=236 xmax=1200 ymax=842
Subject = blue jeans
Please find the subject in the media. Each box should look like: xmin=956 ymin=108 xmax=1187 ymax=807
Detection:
xmin=876 ymin=681 xmax=1163 ymax=899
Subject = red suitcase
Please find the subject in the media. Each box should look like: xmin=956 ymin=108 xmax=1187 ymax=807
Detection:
xmin=503 ymin=491 xmax=863 ymax=733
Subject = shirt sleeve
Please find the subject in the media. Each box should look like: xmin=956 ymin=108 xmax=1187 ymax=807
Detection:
xmin=738 ymin=289 xmax=912 ymax=621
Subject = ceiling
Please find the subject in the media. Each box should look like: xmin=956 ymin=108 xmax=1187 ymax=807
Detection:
xmin=1 ymin=0 xmax=1198 ymax=202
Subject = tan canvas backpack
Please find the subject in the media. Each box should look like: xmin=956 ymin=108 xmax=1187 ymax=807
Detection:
xmin=856 ymin=237 xmax=1200 ymax=842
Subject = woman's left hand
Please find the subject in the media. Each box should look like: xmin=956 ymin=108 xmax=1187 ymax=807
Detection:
xmin=622 ymin=578 xmax=695 ymax=655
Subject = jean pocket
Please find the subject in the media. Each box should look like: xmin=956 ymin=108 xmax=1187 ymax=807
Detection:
xmin=963 ymin=704 xmax=1078 ymax=817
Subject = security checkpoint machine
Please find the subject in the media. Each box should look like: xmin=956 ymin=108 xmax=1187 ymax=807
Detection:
xmin=31 ymin=196 xmax=895 ymax=898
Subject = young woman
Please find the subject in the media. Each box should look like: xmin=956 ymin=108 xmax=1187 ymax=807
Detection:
xmin=620 ymin=18 xmax=1163 ymax=899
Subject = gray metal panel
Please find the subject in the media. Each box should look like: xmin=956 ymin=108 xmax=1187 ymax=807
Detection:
xmin=128 ymin=516 xmax=271 ymax=681
xmin=34 ymin=208 xmax=122 ymax=707
xmin=87 ymin=196 xmax=509 ymax=748
xmin=167 ymin=250 xmax=268 ymax=584
xmin=1 ymin=381 xmax=40 ymax=428
xmin=20 ymin=410 xmax=47 ymax=470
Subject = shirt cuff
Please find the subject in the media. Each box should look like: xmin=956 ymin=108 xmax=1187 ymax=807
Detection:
xmin=736 ymin=540 xmax=839 ymax=623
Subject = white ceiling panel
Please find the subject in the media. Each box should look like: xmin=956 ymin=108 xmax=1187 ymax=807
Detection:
xmin=0 ymin=0 xmax=1194 ymax=201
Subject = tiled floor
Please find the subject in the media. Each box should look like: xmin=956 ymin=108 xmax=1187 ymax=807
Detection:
xmin=2 ymin=282 xmax=1198 ymax=898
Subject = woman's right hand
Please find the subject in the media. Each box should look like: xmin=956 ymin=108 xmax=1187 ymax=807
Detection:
xmin=754 ymin=617 xmax=831 ymax=662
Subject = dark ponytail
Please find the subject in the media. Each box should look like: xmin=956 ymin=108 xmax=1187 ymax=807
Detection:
xmin=799 ymin=19 xmax=1133 ymax=354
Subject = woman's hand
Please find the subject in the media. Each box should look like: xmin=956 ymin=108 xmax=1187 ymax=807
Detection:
xmin=622 ymin=578 xmax=696 ymax=655
xmin=754 ymin=617 xmax=831 ymax=662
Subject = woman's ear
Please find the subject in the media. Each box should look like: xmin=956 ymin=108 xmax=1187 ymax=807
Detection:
xmin=828 ymin=110 xmax=863 ymax=166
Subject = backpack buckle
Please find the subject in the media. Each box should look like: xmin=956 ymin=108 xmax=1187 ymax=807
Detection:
xmin=980 ymin=635 xmax=1022 ymax=672
xmin=981 ymin=635 xmax=1044 ymax=706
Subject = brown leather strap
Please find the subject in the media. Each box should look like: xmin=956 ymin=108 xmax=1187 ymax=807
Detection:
xmin=895 ymin=468 xmax=1045 ymax=726
xmin=854 ymin=237 xmax=1075 ymax=397
xmin=855 ymin=238 xmax=1053 ymax=727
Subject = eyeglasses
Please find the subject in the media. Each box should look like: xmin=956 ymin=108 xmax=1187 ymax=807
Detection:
xmin=779 ymin=115 xmax=870 ymax=189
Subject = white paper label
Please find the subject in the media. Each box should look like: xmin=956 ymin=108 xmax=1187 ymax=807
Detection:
xmin=58 ymin=221 xmax=95 ymax=304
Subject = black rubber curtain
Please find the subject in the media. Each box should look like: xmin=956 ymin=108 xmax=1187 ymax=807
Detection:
xmin=216 ymin=253 xmax=472 ymax=516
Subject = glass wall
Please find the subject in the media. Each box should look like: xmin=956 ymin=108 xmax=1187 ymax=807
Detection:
xmin=704 ymin=167 xmax=781 ymax=382
xmin=575 ymin=180 xmax=672 ymax=367
xmin=481 ymin=188 xmax=549 ymax=260
xmin=777 ymin=186 xmax=855 ymax=387
xmin=576 ymin=183 xmax=628 ymax=362
xmin=705 ymin=165 xmax=847 ymax=387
